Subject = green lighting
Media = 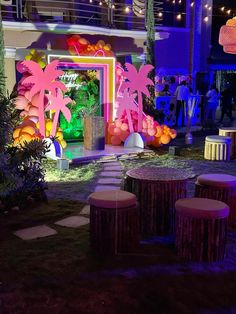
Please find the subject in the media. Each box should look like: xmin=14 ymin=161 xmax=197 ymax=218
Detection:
xmin=59 ymin=70 xmax=100 ymax=141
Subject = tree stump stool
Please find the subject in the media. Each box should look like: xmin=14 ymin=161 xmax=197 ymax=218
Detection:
xmin=219 ymin=127 xmax=236 ymax=158
xmin=88 ymin=190 xmax=139 ymax=255
xmin=124 ymin=167 xmax=188 ymax=236
xmin=195 ymin=173 xmax=236 ymax=226
xmin=204 ymin=135 xmax=231 ymax=161
xmin=175 ymin=198 xmax=229 ymax=262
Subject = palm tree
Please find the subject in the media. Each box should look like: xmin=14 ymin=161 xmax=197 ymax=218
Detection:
xmin=21 ymin=60 xmax=66 ymax=137
xmin=45 ymin=89 xmax=72 ymax=137
xmin=116 ymin=90 xmax=138 ymax=133
xmin=121 ymin=63 xmax=154 ymax=132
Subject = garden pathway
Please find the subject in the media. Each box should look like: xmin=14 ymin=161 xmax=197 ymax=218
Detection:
xmin=14 ymin=160 xmax=125 ymax=240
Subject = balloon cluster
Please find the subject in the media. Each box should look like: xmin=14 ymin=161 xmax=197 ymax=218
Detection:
xmin=24 ymin=49 xmax=46 ymax=69
xmin=108 ymin=112 xmax=177 ymax=147
xmin=67 ymin=35 xmax=114 ymax=57
xmin=13 ymin=55 xmax=67 ymax=148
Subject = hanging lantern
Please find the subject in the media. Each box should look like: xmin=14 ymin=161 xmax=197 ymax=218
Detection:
xmin=219 ymin=17 xmax=236 ymax=54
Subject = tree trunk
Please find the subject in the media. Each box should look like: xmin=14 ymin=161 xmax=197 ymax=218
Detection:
xmin=0 ymin=10 xmax=6 ymax=95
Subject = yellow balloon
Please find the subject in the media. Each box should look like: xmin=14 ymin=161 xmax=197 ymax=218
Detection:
xmin=60 ymin=139 xmax=67 ymax=149
xmin=46 ymin=120 xmax=53 ymax=131
xmin=13 ymin=128 xmax=21 ymax=139
xmin=56 ymin=131 xmax=63 ymax=141
xmin=21 ymin=125 xmax=35 ymax=136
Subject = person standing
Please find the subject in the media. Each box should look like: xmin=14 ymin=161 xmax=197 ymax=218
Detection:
xmin=174 ymin=80 xmax=189 ymax=126
xmin=204 ymin=84 xmax=220 ymax=124
xmin=219 ymin=83 xmax=234 ymax=124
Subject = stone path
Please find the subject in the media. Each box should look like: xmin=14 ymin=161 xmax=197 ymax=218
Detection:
xmin=14 ymin=160 xmax=124 ymax=240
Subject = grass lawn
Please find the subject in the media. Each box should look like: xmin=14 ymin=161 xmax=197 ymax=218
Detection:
xmin=1 ymin=148 xmax=236 ymax=313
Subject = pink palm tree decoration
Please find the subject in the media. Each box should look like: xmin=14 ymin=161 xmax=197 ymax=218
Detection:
xmin=21 ymin=60 xmax=66 ymax=137
xmin=121 ymin=63 xmax=154 ymax=132
xmin=117 ymin=90 xmax=137 ymax=133
xmin=45 ymin=89 xmax=72 ymax=137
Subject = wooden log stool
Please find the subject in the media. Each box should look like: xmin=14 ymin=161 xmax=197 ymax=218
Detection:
xmin=175 ymin=198 xmax=229 ymax=262
xmin=195 ymin=173 xmax=236 ymax=226
xmin=88 ymin=190 xmax=139 ymax=255
xmin=124 ymin=167 xmax=188 ymax=236
xmin=219 ymin=127 xmax=236 ymax=158
xmin=204 ymin=135 xmax=231 ymax=161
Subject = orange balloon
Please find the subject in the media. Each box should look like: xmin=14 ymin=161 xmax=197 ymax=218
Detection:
xmin=21 ymin=125 xmax=36 ymax=136
xmin=152 ymin=137 xmax=162 ymax=147
xmin=155 ymin=125 xmax=163 ymax=138
xmin=108 ymin=123 xmax=116 ymax=136
xmin=113 ymin=127 xmax=121 ymax=136
xmin=111 ymin=135 xmax=121 ymax=146
xmin=160 ymin=134 xmax=171 ymax=144
xmin=13 ymin=128 xmax=21 ymax=139
xmin=170 ymin=129 xmax=177 ymax=139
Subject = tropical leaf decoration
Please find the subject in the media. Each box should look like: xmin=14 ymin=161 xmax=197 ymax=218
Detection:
xmin=21 ymin=60 xmax=67 ymax=137
xmin=121 ymin=63 xmax=154 ymax=132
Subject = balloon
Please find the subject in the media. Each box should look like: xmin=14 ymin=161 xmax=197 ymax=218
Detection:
xmin=160 ymin=134 xmax=171 ymax=144
xmin=108 ymin=123 xmax=116 ymax=136
xmin=14 ymin=96 xmax=29 ymax=110
xmin=155 ymin=126 xmax=163 ymax=138
xmin=111 ymin=135 xmax=121 ymax=146
xmin=113 ymin=127 xmax=121 ymax=136
xmin=13 ymin=128 xmax=21 ymax=139
xmin=121 ymin=123 xmax=129 ymax=131
xmin=120 ymin=130 xmax=129 ymax=142
xmin=28 ymin=106 xmax=39 ymax=116
xmin=115 ymin=119 xmax=122 ymax=128
xmin=46 ymin=120 xmax=53 ymax=131
xmin=21 ymin=125 xmax=36 ymax=136
xmin=170 ymin=129 xmax=177 ymax=139
xmin=60 ymin=139 xmax=67 ymax=149
xmin=152 ymin=137 xmax=162 ymax=147
xmin=147 ymin=128 xmax=156 ymax=136
xmin=142 ymin=120 xmax=148 ymax=129
xmin=153 ymin=121 xmax=159 ymax=128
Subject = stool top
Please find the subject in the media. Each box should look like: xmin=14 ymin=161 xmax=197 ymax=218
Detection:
xmin=126 ymin=167 xmax=189 ymax=182
xmin=175 ymin=198 xmax=229 ymax=219
xmin=205 ymin=135 xmax=232 ymax=144
xmin=219 ymin=127 xmax=236 ymax=132
xmin=88 ymin=190 xmax=136 ymax=209
xmin=197 ymin=173 xmax=236 ymax=188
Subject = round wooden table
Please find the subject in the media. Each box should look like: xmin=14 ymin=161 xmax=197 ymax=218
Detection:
xmin=124 ymin=167 xmax=189 ymax=235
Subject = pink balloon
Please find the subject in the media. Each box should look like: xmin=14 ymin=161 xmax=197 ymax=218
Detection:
xmin=121 ymin=123 xmax=128 ymax=131
xmin=15 ymin=96 xmax=29 ymax=110
xmin=28 ymin=106 xmax=39 ymax=117
xmin=153 ymin=121 xmax=159 ymax=128
xmin=115 ymin=119 xmax=122 ymax=128
xmin=111 ymin=135 xmax=121 ymax=146
xmin=147 ymin=128 xmax=156 ymax=136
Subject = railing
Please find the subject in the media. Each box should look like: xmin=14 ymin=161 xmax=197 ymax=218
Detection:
xmin=1 ymin=0 xmax=186 ymax=30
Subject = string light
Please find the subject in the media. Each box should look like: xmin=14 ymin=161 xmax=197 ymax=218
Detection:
xmin=178 ymin=0 xmax=182 ymax=4
xmin=139 ymin=9 xmax=143 ymax=14
xmin=227 ymin=9 xmax=231 ymax=15
xmin=158 ymin=12 xmax=163 ymax=17
xmin=112 ymin=4 xmax=115 ymax=9
xmin=176 ymin=14 xmax=181 ymax=20
xmin=221 ymin=7 xmax=225 ymax=12
xmin=208 ymin=6 xmax=211 ymax=11
xmin=125 ymin=6 xmax=130 ymax=13
xmin=204 ymin=16 xmax=209 ymax=23
xmin=204 ymin=4 xmax=208 ymax=9
xmin=89 ymin=0 xmax=92 ymax=3
xmin=190 ymin=2 xmax=194 ymax=7
xmin=99 ymin=1 xmax=102 ymax=5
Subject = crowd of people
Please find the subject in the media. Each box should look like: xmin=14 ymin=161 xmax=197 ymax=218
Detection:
xmin=156 ymin=80 xmax=235 ymax=127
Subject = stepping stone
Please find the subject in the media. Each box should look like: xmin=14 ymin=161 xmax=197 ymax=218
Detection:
xmin=14 ymin=225 xmax=57 ymax=240
xmin=80 ymin=204 xmax=90 ymax=215
xmin=103 ymin=166 xmax=123 ymax=171
xmin=105 ymin=162 xmax=121 ymax=166
xmin=97 ymin=178 xmax=122 ymax=185
xmin=55 ymin=216 xmax=89 ymax=228
xmin=94 ymin=185 xmax=121 ymax=192
xmin=100 ymin=171 xmax=123 ymax=178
